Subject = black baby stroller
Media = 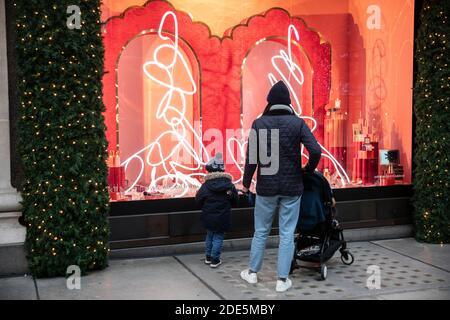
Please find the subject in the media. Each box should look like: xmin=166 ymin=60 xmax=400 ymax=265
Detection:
xmin=290 ymin=170 xmax=354 ymax=280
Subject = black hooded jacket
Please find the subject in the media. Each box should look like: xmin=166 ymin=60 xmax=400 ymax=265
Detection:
xmin=243 ymin=81 xmax=322 ymax=197
xmin=195 ymin=172 xmax=238 ymax=232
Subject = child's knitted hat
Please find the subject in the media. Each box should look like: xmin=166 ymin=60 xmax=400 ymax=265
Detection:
xmin=205 ymin=152 xmax=224 ymax=172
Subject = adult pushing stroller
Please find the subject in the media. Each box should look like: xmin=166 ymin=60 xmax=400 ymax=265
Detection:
xmin=290 ymin=170 xmax=354 ymax=280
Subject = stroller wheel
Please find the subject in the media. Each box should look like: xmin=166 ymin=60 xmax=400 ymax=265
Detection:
xmin=341 ymin=251 xmax=354 ymax=265
xmin=320 ymin=264 xmax=327 ymax=280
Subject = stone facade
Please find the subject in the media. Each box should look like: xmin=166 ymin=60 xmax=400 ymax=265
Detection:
xmin=0 ymin=0 xmax=27 ymax=276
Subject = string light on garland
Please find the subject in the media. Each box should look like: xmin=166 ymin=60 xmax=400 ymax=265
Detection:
xmin=413 ymin=0 xmax=450 ymax=244
xmin=15 ymin=0 xmax=110 ymax=277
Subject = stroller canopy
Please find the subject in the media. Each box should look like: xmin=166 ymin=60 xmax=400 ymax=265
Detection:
xmin=298 ymin=171 xmax=333 ymax=232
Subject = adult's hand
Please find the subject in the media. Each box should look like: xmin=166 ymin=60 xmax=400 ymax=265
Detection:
xmin=242 ymin=186 xmax=249 ymax=193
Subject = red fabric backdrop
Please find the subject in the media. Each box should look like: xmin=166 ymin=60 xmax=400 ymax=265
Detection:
xmin=102 ymin=0 xmax=331 ymax=172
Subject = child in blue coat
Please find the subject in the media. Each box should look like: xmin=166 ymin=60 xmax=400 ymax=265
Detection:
xmin=196 ymin=153 xmax=238 ymax=268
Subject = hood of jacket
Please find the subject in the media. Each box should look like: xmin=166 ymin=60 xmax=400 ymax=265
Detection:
xmin=204 ymin=172 xmax=233 ymax=192
xmin=267 ymin=80 xmax=291 ymax=105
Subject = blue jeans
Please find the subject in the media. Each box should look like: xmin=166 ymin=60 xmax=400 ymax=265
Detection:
xmin=205 ymin=230 xmax=224 ymax=260
xmin=249 ymin=195 xmax=301 ymax=278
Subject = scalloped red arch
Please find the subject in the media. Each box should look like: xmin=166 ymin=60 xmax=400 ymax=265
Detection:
xmin=102 ymin=0 xmax=331 ymax=155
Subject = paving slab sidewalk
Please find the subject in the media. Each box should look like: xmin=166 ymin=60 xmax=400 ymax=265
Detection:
xmin=1 ymin=239 xmax=449 ymax=300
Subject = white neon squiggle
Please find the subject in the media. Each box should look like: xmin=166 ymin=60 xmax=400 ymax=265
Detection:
xmin=226 ymin=135 xmax=257 ymax=186
xmin=275 ymin=25 xmax=350 ymax=187
xmin=235 ymin=24 xmax=351 ymax=187
xmin=268 ymin=25 xmax=304 ymax=115
xmin=299 ymin=115 xmax=351 ymax=185
xmin=122 ymin=11 xmax=209 ymax=197
xmin=121 ymin=15 xmax=351 ymax=195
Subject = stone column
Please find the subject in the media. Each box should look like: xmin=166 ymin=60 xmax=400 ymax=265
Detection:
xmin=0 ymin=0 xmax=26 ymax=275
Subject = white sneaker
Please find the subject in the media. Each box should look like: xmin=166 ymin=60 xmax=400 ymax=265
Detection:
xmin=276 ymin=278 xmax=292 ymax=292
xmin=240 ymin=269 xmax=258 ymax=284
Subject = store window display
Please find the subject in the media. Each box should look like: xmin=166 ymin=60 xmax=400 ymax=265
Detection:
xmin=101 ymin=0 xmax=414 ymax=201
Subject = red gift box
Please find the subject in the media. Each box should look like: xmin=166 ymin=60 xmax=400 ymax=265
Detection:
xmin=108 ymin=166 xmax=125 ymax=191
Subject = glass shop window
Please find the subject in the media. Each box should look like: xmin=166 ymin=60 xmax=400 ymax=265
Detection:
xmin=108 ymin=31 xmax=202 ymax=201
xmin=102 ymin=0 xmax=414 ymax=201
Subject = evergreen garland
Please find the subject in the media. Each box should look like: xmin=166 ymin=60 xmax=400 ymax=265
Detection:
xmin=15 ymin=1 xmax=110 ymax=277
xmin=413 ymin=0 xmax=450 ymax=243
